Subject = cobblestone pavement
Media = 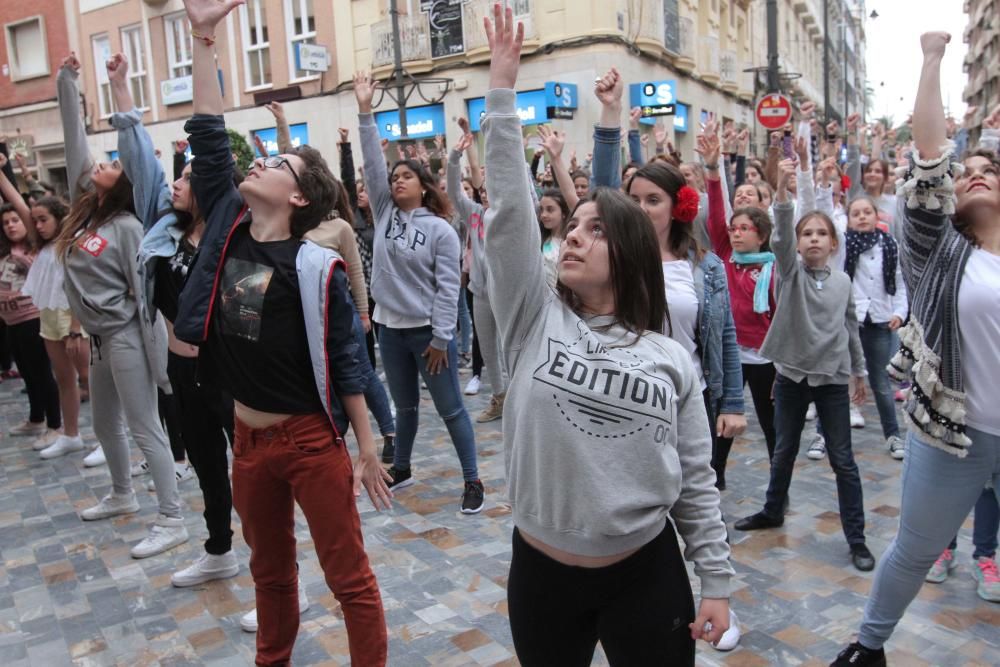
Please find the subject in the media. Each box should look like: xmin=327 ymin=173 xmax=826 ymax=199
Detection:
xmin=0 ymin=364 xmax=997 ymax=666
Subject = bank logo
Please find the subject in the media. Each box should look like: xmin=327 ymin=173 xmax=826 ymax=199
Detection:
xmin=532 ymin=338 xmax=674 ymax=443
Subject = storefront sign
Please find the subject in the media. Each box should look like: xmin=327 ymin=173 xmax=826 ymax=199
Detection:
xmin=673 ymin=103 xmax=689 ymax=132
xmin=250 ymin=123 xmax=310 ymax=155
xmin=544 ymin=82 xmax=578 ymax=119
xmin=296 ymin=43 xmax=329 ymax=73
xmin=374 ymin=104 xmax=446 ymax=140
xmin=161 ymin=75 xmax=194 ymax=106
xmin=630 ymin=80 xmax=677 ymax=119
xmin=467 ymin=89 xmax=548 ymax=132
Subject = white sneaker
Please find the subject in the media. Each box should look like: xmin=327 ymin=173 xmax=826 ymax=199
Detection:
xmin=850 ymin=405 xmax=866 ymax=428
xmin=32 ymin=429 xmax=62 ymax=451
xmin=240 ymin=580 xmax=310 ymax=632
xmin=464 ymin=375 xmax=482 ymax=395
xmin=131 ymin=459 xmax=150 ymax=477
xmin=712 ymin=609 xmax=742 ymax=652
xmin=806 ymin=434 xmax=827 ymax=460
xmin=81 ymin=492 xmax=140 ymax=521
xmin=83 ymin=446 xmax=107 ymax=467
xmin=147 ymin=462 xmax=195 ymax=491
xmin=171 ymin=551 xmax=240 ymax=587
xmin=40 ymin=435 xmax=85 ymax=460
xmin=805 ymin=403 xmax=817 ymax=420
xmin=130 ymin=515 xmax=189 ymax=559
xmin=887 ymin=434 xmax=906 ymax=460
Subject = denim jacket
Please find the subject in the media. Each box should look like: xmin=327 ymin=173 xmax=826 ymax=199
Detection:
xmin=592 ymin=125 xmax=744 ymax=414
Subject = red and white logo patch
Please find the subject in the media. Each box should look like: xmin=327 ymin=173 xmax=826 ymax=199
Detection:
xmin=77 ymin=233 xmax=109 ymax=257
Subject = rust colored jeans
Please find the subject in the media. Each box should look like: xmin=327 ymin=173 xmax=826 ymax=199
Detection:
xmin=233 ymin=413 xmax=387 ymax=666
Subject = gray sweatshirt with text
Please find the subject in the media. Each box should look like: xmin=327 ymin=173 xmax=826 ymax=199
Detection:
xmin=483 ymin=89 xmax=732 ymax=599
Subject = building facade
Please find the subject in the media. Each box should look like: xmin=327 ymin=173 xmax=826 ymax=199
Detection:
xmin=963 ymin=0 xmax=999 ymax=141
xmin=4 ymin=0 xmax=870 ymax=189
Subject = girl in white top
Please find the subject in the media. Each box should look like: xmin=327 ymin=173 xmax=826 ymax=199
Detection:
xmin=537 ymin=188 xmax=568 ymax=289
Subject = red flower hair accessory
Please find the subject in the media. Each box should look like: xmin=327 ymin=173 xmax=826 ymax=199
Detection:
xmin=672 ymin=185 xmax=700 ymax=224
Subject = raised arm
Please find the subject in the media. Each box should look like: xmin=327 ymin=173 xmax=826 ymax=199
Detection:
xmin=354 ymin=71 xmax=393 ymax=223
xmin=538 ymin=125 xmax=579 ymax=210
xmin=794 ymin=133 xmax=817 ymax=215
xmin=698 ymin=131 xmax=732 ymax=259
xmin=107 ymin=53 xmax=172 ymax=234
xmin=0 ymin=155 xmax=32 ymax=225
xmin=266 ymin=102 xmax=294 ymax=153
xmin=846 ymin=113 xmax=863 ymax=200
xmin=770 ymin=159 xmax=800 ymax=277
xmin=447 ymin=134 xmax=481 ymax=221
xmin=627 ymin=107 xmax=644 ymax=166
xmin=56 ymin=54 xmax=93 ymax=201
xmin=591 ymin=68 xmax=624 ymax=189
xmin=173 ymin=140 xmax=188 ymax=181
xmin=459 ymin=118 xmax=485 ymax=190
xmin=913 ymin=33 xmax=950 ymax=160
xmin=337 ymin=129 xmax=359 ymax=210
xmin=482 ymin=5 xmax=549 ymax=359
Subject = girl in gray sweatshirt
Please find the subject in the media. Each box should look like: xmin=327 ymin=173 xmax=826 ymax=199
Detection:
xmin=480 ymin=10 xmax=731 ymax=664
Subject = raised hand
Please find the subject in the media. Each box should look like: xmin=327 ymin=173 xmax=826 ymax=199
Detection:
xmin=846 ymin=112 xmax=861 ymax=134
xmin=353 ymin=71 xmax=377 ymax=113
xmin=794 ymin=135 xmax=809 ymax=165
xmin=61 ymin=53 xmax=81 ymax=73
xmin=800 ymin=100 xmax=816 ymax=119
xmin=182 ymin=0 xmax=244 ymax=33
xmin=455 ymin=132 xmax=473 ymax=153
xmin=106 ymin=53 xmax=128 ymax=84
xmin=984 ymin=104 xmax=1000 ymax=130
xmin=434 ymin=134 xmax=445 ymax=152
xmin=775 ymin=157 xmax=797 ymax=202
xmin=338 ymin=128 xmax=349 ymax=144
xmin=695 ymin=131 xmax=721 ymax=169
xmin=252 ymin=133 xmax=268 ymax=158
xmin=737 ymin=128 xmax=750 ymax=154
xmin=13 ymin=152 xmax=29 ymax=174
xmin=457 ymin=116 xmax=471 ymax=135
xmin=920 ymin=31 xmax=950 ymax=60
xmin=484 ymin=3 xmax=524 ymax=90
xmin=640 ymin=133 xmax=650 ymax=148
xmin=630 ymin=106 xmax=642 ymax=130
xmin=594 ymin=67 xmax=623 ymax=109
xmin=769 ymin=131 xmax=782 ymax=148
xmin=818 ymin=157 xmax=837 ymax=186
xmin=537 ymin=125 xmax=565 ymax=159
xmin=653 ymin=120 xmax=668 ymax=146
xmin=175 ymin=139 xmax=189 ymax=154
xmin=265 ymin=101 xmax=285 ymax=121
xmin=406 ymin=144 xmax=418 ymax=159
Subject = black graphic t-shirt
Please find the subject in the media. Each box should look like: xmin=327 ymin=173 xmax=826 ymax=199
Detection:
xmin=208 ymin=224 xmax=324 ymax=414
xmin=154 ymin=238 xmax=196 ymax=323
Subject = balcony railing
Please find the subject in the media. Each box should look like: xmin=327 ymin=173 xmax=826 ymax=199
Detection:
xmin=370 ymin=14 xmax=431 ymax=67
xmin=463 ymin=0 xmax=536 ymax=51
xmin=699 ymin=35 xmax=720 ymax=79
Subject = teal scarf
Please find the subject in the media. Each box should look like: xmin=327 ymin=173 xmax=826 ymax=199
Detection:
xmin=731 ymin=251 xmax=776 ymax=314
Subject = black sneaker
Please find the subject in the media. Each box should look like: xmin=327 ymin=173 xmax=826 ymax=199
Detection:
xmin=461 ymin=480 xmax=485 ymax=514
xmin=830 ymin=641 xmax=886 ymax=666
xmin=733 ymin=511 xmax=783 ymax=531
xmin=381 ymin=435 xmax=395 ymax=465
xmin=386 ymin=466 xmax=414 ymax=490
xmin=851 ymin=544 xmax=876 ymax=572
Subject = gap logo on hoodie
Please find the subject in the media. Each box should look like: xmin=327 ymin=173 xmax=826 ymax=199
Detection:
xmin=532 ymin=331 xmax=674 ymax=443
xmin=386 ymin=210 xmax=428 ymax=251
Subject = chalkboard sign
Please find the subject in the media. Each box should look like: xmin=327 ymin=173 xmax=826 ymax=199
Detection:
xmin=663 ymin=0 xmax=680 ymax=54
xmin=428 ymin=0 xmax=465 ymax=59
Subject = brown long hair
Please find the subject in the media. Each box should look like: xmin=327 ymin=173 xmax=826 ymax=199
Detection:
xmin=626 ymin=161 xmax=706 ymax=262
xmin=29 ymin=196 xmax=69 ymax=248
xmin=955 ymin=148 xmax=1000 ymax=247
xmin=56 ymin=173 xmax=136 ymax=258
xmin=556 ymin=188 xmax=666 ymax=335
xmin=390 ymin=159 xmax=453 ymax=219
xmin=0 ymin=203 xmax=41 ymax=256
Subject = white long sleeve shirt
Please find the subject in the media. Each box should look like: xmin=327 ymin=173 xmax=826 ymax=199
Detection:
xmin=849 ymin=236 xmax=908 ymax=324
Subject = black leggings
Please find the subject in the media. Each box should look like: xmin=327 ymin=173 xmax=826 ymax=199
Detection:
xmin=713 ymin=362 xmax=777 ymax=488
xmin=508 ymin=524 xmax=695 ymax=666
xmin=466 ymin=290 xmax=483 ymax=378
xmin=157 ymin=387 xmax=185 ymax=462
xmin=8 ymin=318 xmax=60 ymax=429
xmin=168 ymin=352 xmax=235 ymax=554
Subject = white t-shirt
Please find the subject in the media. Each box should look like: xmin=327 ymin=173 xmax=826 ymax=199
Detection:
xmin=959 ymin=248 xmax=1000 ymax=436
xmin=662 ymin=260 xmax=706 ymax=390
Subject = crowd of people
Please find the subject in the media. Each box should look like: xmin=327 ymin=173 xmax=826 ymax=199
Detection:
xmin=0 ymin=0 xmax=996 ymax=664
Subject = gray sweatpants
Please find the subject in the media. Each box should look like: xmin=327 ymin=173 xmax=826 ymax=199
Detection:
xmin=472 ymin=290 xmax=508 ymax=397
xmin=91 ymin=319 xmax=180 ymax=518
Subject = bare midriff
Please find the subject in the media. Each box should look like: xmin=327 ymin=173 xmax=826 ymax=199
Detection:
xmin=234 ymin=401 xmax=293 ymax=429
xmin=518 ymin=528 xmax=641 ymax=568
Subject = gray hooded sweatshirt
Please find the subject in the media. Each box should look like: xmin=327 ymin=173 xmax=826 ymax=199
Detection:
xmin=358 ymin=113 xmax=461 ymax=350
xmin=482 ymin=89 xmax=732 ymax=599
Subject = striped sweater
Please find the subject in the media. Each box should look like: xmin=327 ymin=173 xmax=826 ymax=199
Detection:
xmin=889 ymin=145 xmax=973 ymax=455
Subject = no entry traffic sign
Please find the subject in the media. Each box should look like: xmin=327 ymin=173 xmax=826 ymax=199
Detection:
xmin=756 ymin=94 xmax=792 ymax=130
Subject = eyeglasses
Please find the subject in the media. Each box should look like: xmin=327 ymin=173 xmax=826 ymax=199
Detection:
xmin=727 ymin=223 xmax=758 ymax=234
xmin=252 ymin=156 xmax=303 ymax=190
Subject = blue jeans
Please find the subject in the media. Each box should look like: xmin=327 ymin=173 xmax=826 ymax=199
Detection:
xmin=764 ymin=374 xmax=866 ymax=546
xmin=858 ymin=427 xmax=1000 ymax=649
xmin=859 ymin=321 xmax=900 ymax=439
xmin=378 ymin=325 xmax=479 ymax=482
xmin=353 ymin=315 xmax=394 ymax=437
xmin=947 ymin=487 xmax=1000 ymax=559
xmin=457 ymin=284 xmax=472 ymax=356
